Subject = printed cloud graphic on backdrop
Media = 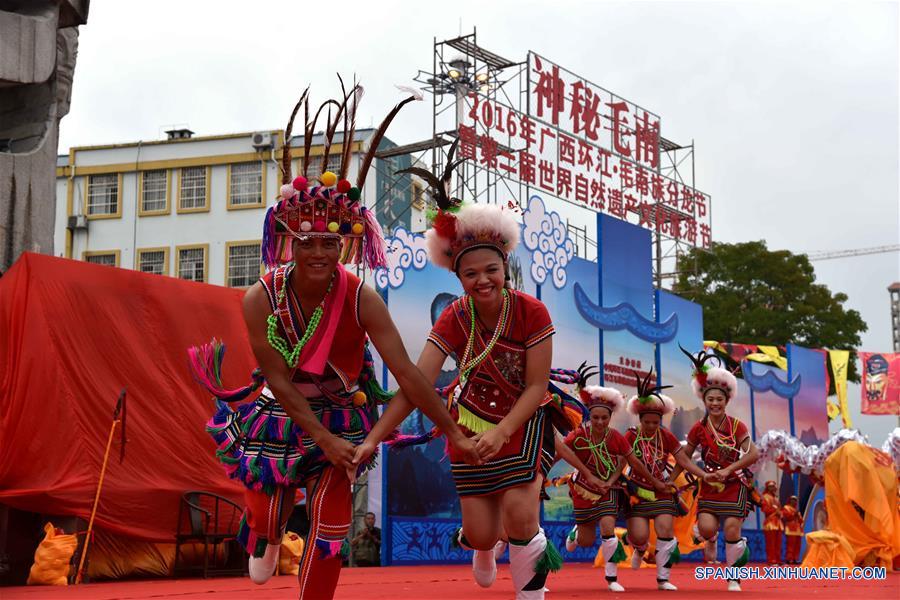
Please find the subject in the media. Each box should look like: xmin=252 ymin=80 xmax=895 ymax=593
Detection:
xmin=522 ymin=195 xmax=576 ymax=289
xmin=374 ymin=227 xmax=428 ymax=290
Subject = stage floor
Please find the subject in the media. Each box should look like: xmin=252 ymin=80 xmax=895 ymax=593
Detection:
xmin=4 ymin=563 xmax=898 ymax=599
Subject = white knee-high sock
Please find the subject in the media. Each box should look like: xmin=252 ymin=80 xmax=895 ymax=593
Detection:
xmin=509 ymin=529 xmax=555 ymax=600
xmin=601 ymin=536 xmax=620 ymax=581
xmin=655 ymin=537 xmax=678 ymax=582
xmin=725 ymin=537 xmax=749 ymax=571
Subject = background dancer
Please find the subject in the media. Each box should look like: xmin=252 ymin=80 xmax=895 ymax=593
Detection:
xmin=561 ymin=372 xmax=666 ymax=593
xmin=672 ymin=347 xmax=760 ymax=592
xmin=623 ymin=370 xmax=710 ymax=591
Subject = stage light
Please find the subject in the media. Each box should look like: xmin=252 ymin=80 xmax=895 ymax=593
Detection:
xmin=447 ymin=69 xmax=462 ymax=80
xmin=475 ymin=72 xmax=489 ymax=83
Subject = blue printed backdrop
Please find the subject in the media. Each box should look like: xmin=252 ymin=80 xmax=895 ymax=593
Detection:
xmin=370 ymin=196 xmax=825 ymax=565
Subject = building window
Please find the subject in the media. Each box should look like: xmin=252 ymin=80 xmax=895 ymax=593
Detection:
xmin=177 ymin=246 xmax=207 ymax=283
xmin=141 ymin=170 xmax=168 ymax=213
xmin=226 ymin=242 xmax=261 ymax=287
xmin=87 ymin=174 xmax=119 ymax=216
xmin=304 ymin=156 xmax=341 ymax=180
xmin=137 ymin=248 xmax=168 ymax=275
xmin=179 ymin=166 xmax=207 ymax=211
xmin=83 ymin=251 xmax=118 ymax=267
xmin=229 ymin=162 xmax=263 ymax=207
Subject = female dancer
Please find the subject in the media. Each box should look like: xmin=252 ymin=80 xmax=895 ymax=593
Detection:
xmin=561 ymin=369 xmax=667 ymax=593
xmin=623 ymin=370 xmax=710 ymax=591
xmin=674 ymin=348 xmax=760 ymax=592
xmin=356 ymin=156 xmax=560 ymax=599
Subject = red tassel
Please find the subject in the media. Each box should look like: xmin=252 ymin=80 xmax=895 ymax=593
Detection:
xmin=432 ymin=210 xmax=457 ymax=239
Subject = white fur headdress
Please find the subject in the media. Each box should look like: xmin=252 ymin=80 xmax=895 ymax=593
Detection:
xmin=626 ymin=368 xmax=676 ymax=416
xmin=401 ymin=139 xmax=520 ymax=272
xmin=573 ymin=363 xmax=625 ymax=413
xmin=680 ymin=345 xmax=738 ymax=401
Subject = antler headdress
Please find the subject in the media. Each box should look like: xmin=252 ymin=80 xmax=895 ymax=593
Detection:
xmin=573 ymin=361 xmax=625 ymax=413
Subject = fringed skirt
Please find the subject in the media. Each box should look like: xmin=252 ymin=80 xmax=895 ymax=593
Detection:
xmin=696 ymin=478 xmax=750 ymax=519
xmin=569 ymin=479 xmax=625 ymax=523
xmin=449 ymin=408 xmax=546 ymax=497
xmin=206 ymin=387 xmax=376 ymax=495
xmin=626 ymin=482 xmax=679 ymax=518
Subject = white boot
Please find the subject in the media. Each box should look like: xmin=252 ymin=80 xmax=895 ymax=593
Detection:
xmin=473 ymin=548 xmax=497 ymax=588
xmin=509 ymin=530 xmax=554 ymax=600
xmin=494 ymin=539 xmax=508 ymax=560
xmin=601 ymin=536 xmax=624 ymax=592
xmin=655 ymin=537 xmax=678 ymax=590
xmin=727 ymin=579 xmax=742 ymax=592
xmin=565 ymin=525 xmax=578 ymax=552
xmin=248 ymin=543 xmax=280 ymax=584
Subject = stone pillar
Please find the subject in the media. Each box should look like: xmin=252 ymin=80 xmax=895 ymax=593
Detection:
xmin=0 ymin=1 xmax=89 ymax=273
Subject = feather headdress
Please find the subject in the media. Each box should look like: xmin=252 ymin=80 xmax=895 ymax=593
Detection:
xmin=572 ymin=361 xmax=625 ymax=413
xmin=401 ymin=140 xmax=520 ymax=271
xmin=261 ymin=76 xmax=420 ymax=270
xmin=679 ymin=345 xmax=738 ymax=401
xmin=626 ymin=368 xmax=675 ymax=416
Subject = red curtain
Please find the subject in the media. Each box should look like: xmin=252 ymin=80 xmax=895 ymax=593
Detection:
xmin=0 ymin=253 xmax=253 ymax=541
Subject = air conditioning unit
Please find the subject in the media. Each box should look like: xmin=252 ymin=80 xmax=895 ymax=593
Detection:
xmin=251 ymin=132 xmax=274 ymax=150
xmin=67 ymin=214 xmax=88 ymax=230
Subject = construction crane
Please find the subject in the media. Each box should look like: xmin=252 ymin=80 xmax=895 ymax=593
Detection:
xmin=805 ymin=244 xmax=900 ymax=261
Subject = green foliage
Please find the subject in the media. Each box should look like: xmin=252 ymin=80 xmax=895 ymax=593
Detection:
xmin=673 ymin=241 xmax=867 ymax=382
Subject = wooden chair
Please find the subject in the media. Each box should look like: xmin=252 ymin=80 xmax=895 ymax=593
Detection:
xmin=173 ymin=491 xmax=245 ymax=578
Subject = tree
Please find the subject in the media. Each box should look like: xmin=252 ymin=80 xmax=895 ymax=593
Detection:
xmin=674 ymin=241 xmax=868 ymax=381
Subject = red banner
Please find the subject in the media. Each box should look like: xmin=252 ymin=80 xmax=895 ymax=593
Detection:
xmin=859 ymin=352 xmax=900 ymax=415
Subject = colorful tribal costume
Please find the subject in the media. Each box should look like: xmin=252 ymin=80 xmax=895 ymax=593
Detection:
xmin=761 ymin=481 xmax=784 ymax=564
xmin=189 ymin=81 xmax=416 ymax=599
xmin=681 ymin=346 xmax=757 ymax=592
xmin=622 ymin=369 xmax=685 ymax=590
xmin=412 ymin=150 xmax=562 ymax=599
xmin=561 ymin=373 xmax=634 ymax=592
xmin=782 ymin=496 xmax=803 ymax=564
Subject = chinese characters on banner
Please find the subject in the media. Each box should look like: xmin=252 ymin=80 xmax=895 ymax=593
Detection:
xmin=457 ymin=52 xmax=712 ymax=248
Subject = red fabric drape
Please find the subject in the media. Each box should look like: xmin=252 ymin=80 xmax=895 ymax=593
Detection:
xmin=0 ymin=253 xmax=253 ymax=541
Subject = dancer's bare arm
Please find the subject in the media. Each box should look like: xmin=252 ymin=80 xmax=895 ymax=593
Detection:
xmin=358 ymin=286 xmax=479 ymax=464
xmin=360 ymin=342 xmax=447 ymax=446
xmin=243 ymin=283 xmax=355 ymax=470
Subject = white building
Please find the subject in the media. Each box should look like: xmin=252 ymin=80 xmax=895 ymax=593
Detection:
xmin=54 ymin=128 xmax=426 ymax=286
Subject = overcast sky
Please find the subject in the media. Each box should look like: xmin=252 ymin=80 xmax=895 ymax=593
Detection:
xmin=58 ymin=0 xmax=899 ymax=441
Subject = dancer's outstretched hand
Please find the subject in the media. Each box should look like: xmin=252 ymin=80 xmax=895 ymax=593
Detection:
xmin=473 ymin=428 xmax=508 ymax=461
xmin=352 ymin=439 xmax=378 ymax=467
xmin=321 ymin=435 xmax=356 ymax=472
xmin=450 ymin=433 xmax=483 ymax=466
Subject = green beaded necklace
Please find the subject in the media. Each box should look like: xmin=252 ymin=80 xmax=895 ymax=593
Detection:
xmin=266 ymin=269 xmax=334 ymax=368
xmin=574 ymin=425 xmax=617 ymax=479
xmin=458 ymin=288 xmax=511 ymax=385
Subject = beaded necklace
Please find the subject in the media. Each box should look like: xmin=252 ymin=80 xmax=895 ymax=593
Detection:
xmin=632 ymin=427 xmax=665 ymax=479
xmin=573 ymin=424 xmax=617 ymax=480
xmin=457 ymin=289 xmax=510 ymax=385
xmin=706 ymin=414 xmax=739 ymax=458
xmin=266 ymin=268 xmax=334 ymax=368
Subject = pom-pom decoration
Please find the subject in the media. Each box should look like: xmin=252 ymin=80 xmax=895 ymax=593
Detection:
xmin=320 ymin=171 xmax=337 ymax=187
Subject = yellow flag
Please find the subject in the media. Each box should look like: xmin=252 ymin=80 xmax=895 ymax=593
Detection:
xmin=828 ymin=350 xmax=852 ymax=428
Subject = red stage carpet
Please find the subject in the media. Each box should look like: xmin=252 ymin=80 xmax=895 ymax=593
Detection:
xmin=4 ymin=563 xmax=898 ymax=599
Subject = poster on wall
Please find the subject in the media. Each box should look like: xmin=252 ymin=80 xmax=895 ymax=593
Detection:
xmin=859 ymin=352 xmax=900 ymax=415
